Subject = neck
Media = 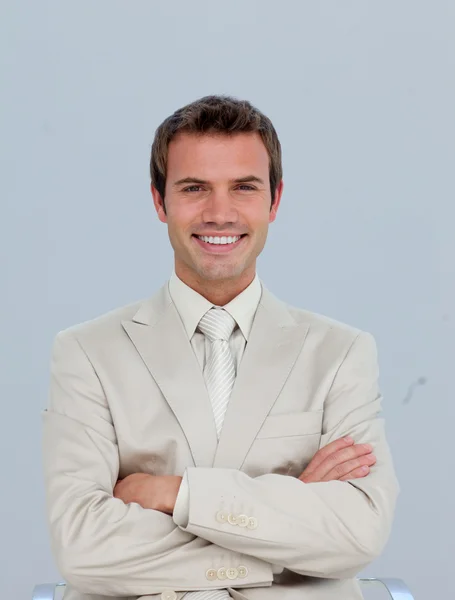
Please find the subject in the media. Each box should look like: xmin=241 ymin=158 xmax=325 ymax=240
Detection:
xmin=175 ymin=265 xmax=256 ymax=306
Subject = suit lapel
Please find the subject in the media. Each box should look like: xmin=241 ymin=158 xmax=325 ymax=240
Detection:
xmin=213 ymin=286 xmax=310 ymax=469
xmin=122 ymin=282 xmax=310 ymax=472
xmin=122 ymin=284 xmax=218 ymax=468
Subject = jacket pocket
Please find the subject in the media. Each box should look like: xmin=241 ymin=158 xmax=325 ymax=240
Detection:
xmin=256 ymin=410 xmax=323 ymax=439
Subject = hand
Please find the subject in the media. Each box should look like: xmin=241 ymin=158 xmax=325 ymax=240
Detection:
xmin=299 ymin=436 xmax=376 ymax=483
xmin=113 ymin=473 xmax=182 ymax=514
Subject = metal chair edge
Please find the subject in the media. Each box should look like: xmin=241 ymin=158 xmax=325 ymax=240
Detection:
xmin=359 ymin=577 xmax=415 ymax=599
xmin=32 ymin=583 xmax=65 ymax=600
xmin=33 ymin=578 xmax=415 ymax=600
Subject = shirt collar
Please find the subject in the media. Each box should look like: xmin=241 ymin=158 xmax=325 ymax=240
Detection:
xmin=168 ymin=271 xmax=262 ymax=341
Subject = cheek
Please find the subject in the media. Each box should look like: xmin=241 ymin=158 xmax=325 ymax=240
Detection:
xmin=166 ymin=211 xmax=194 ymax=240
xmin=247 ymin=214 xmax=271 ymax=241
xmin=168 ymin=201 xmax=200 ymax=226
xmin=240 ymin=203 xmax=270 ymax=228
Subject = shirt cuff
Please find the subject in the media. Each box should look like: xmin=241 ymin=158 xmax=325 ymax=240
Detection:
xmin=272 ymin=564 xmax=284 ymax=575
xmin=173 ymin=470 xmax=190 ymax=527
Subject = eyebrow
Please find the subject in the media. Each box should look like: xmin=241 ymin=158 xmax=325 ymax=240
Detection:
xmin=172 ymin=177 xmax=207 ymax=187
xmin=172 ymin=175 xmax=265 ymax=187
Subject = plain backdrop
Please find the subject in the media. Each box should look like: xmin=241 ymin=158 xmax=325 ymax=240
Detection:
xmin=1 ymin=1 xmax=454 ymax=598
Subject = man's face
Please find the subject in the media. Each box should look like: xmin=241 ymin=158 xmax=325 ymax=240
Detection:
xmin=152 ymin=132 xmax=282 ymax=288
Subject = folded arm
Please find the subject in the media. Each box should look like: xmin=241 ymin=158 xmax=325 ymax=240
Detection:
xmin=174 ymin=332 xmax=399 ymax=579
xmin=43 ymin=331 xmax=273 ymax=596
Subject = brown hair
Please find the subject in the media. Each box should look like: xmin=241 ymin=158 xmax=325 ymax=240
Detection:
xmin=150 ymin=95 xmax=282 ymax=206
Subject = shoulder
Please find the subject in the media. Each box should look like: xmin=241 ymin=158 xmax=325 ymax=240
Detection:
xmin=288 ymin=302 xmax=362 ymax=336
xmin=276 ymin=296 xmax=376 ymax=358
xmin=52 ymin=297 xmax=147 ymax=352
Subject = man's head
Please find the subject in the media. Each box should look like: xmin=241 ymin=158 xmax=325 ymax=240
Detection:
xmin=150 ymin=95 xmax=283 ymax=299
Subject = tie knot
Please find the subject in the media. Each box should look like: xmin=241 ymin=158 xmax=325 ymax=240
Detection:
xmin=198 ymin=308 xmax=237 ymax=342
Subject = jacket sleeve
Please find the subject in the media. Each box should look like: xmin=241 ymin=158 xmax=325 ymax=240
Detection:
xmin=42 ymin=331 xmax=273 ymax=597
xmin=174 ymin=332 xmax=399 ymax=579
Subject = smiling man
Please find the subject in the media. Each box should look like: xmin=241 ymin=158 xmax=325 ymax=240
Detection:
xmin=43 ymin=95 xmax=399 ymax=600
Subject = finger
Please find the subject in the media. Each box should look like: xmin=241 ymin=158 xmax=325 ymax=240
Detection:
xmin=303 ymin=436 xmax=355 ymax=474
xmin=315 ymin=443 xmax=373 ymax=480
xmin=340 ymin=465 xmax=372 ymax=481
xmin=322 ymin=453 xmax=376 ymax=482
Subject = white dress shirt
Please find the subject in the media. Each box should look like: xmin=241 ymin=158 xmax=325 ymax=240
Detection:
xmin=168 ymin=271 xmax=262 ymax=525
xmin=168 ymin=270 xmax=262 ymax=374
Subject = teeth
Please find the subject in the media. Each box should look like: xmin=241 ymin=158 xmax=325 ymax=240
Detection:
xmin=197 ymin=235 xmax=241 ymax=245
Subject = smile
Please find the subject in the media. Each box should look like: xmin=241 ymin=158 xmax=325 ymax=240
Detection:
xmin=192 ymin=235 xmax=246 ymax=253
xmin=197 ymin=235 xmax=241 ymax=245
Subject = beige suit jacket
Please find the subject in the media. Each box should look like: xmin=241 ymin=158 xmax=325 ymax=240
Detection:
xmin=42 ymin=281 xmax=399 ymax=600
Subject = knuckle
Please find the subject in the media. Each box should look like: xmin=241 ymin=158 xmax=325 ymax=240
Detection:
xmin=334 ymin=448 xmax=352 ymax=463
xmin=317 ymin=445 xmax=333 ymax=459
xmin=353 ymin=444 xmax=371 ymax=457
xmin=322 ymin=438 xmax=347 ymax=456
xmin=345 ymin=466 xmax=368 ymax=480
xmin=332 ymin=464 xmax=346 ymax=478
xmin=342 ymin=459 xmax=355 ymax=471
xmin=323 ymin=456 xmax=337 ymax=470
xmin=312 ymin=448 xmax=324 ymax=460
xmin=361 ymin=454 xmax=376 ymax=466
xmin=334 ymin=437 xmax=348 ymax=448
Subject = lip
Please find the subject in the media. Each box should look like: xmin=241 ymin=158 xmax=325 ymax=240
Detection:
xmin=192 ymin=234 xmax=246 ymax=254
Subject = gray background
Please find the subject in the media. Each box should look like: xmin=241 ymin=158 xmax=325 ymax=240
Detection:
xmin=1 ymin=1 xmax=454 ymax=598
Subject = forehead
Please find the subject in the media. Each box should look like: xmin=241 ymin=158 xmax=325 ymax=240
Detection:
xmin=166 ymin=132 xmax=269 ymax=179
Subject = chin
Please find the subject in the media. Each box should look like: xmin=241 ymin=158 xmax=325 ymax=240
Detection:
xmin=196 ymin=263 xmax=246 ymax=282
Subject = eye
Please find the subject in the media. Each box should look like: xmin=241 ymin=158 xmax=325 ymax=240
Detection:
xmin=237 ymin=184 xmax=255 ymax=191
xmin=183 ymin=185 xmax=203 ymax=192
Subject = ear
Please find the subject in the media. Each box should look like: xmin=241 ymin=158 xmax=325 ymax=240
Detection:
xmin=269 ymin=180 xmax=284 ymax=223
xmin=151 ymin=184 xmax=167 ymax=223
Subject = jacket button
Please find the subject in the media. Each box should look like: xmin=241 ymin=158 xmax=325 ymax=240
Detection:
xmin=226 ymin=567 xmax=238 ymax=580
xmin=227 ymin=513 xmax=238 ymax=525
xmin=247 ymin=516 xmax=258 ymax=530
xmin=237 ymin=514 xmax=249 ymax=527
xmin=217 ymin=567 xmax=227 ymax=580
xmin=215 ymin=510 xmax=229 ymax=524
xmin=206 ymin=568 xmax=218 ymax=581
xmin=237 ymin=565 xmax=249 ymax=578
xmin=160 ymin=591 xmax=177 ymax=600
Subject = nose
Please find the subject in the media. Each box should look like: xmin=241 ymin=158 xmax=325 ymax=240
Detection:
xmin=201 ymin=190 xmax=238 ymax=226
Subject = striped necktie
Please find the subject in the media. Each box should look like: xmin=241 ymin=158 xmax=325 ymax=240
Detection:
xmin=182 ymin=309 xmax=237 ymax=600
xmin=198 ymin=307 xmax=237 ymax=439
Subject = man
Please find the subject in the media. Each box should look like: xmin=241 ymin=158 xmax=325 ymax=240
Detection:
xmin=42 ymin=95 xmax=399 ymax=600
